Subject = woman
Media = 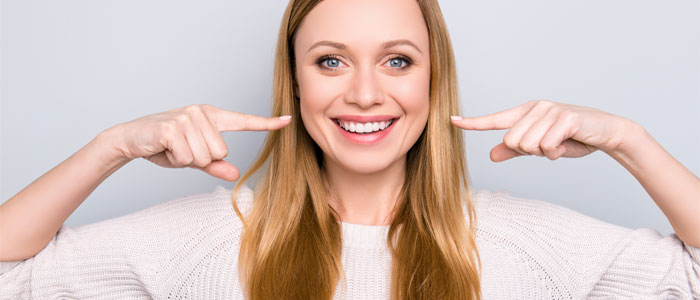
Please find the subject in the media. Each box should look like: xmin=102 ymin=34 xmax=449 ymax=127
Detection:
xmin=1 ymin=0 xmax=698 ymax=299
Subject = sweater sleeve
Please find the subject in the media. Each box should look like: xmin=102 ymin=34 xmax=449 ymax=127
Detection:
xmin=586 ymin=227 xmax=700 ymax=299
xmin=479 ymin=190 xmax=700 ymax=299
xmin=0 ymin=186 xmax=236 ymax=299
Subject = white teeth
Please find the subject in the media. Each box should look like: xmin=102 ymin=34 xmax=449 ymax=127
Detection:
xmin=337 ymin=119 xmax=394 ymax=134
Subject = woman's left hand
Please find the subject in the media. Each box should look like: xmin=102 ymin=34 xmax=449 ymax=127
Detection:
xmin=450 ymin=100 xmax=637 ymax=162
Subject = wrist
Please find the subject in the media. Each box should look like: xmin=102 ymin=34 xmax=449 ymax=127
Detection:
xmin=604 ymin=120 xmax=647 ymax=156
xmin=91 ymin=127 xmax=134 ymax=170
xmin=604 ymin=121 xmax=657 ymax=171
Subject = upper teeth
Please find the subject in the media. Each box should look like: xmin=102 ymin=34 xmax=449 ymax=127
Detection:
xmin=337 ymin=119 xmax=394 ymax=134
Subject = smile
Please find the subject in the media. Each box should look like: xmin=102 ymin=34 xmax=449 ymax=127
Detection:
xmin=331 ymin=116 xmax=399 ymax=144
xmin=335 ymin=119 xmax=395 ymax=134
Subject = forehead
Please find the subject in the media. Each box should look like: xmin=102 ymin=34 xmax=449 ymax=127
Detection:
xmin=294 ymin=0 xmax=429 ymax=53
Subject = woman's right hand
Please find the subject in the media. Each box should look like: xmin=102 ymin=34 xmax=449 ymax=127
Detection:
xmin=105 ymin=104 xmax=291 ymax=181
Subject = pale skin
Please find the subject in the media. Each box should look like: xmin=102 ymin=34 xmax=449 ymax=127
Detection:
xmin=293 ymin=0 xmax=431 ymax=226
xmin=0 ymin=105 xmax=292 ymax=261
xmin=1 ymin=0 xmax=698 ymax=263
xmin=450 ymin=100 xmax=700 ymax=247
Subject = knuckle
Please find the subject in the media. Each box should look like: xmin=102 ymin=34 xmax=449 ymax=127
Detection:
xmin=193 ymin=157 xmax=211 ymax=168
xmin=559 ymin=110 xmax=579 ymax=123
xmin=548 ymin=106 xmax=562 ymax=116
xmin=541 ymin=99 xmax=554 ymax=105
xmin=170 ymin=158 xmax=184 ymax=167
xmin=544 ymin=151 xmax=558 ymax=160
xmin=535 ymin=99 xmax=554 ymax=108
xmin=181 ymin=155 xmax=194 ymax=166
xmin=175 ymin=113 xmax=193 ymax=124
xmin=212 ymin=146 xmax=228 ymax=160
xmin=520 ymin=141 xmax=540 ymax=154
xmin=183 ymin=104 xmax=203 ymax=114
xmin=170 ymin=154 xmax=188 ymax=167
xmin=519 ymin=141 xmax=536 ymax=153
xmin=540 ymin=142 xmax=558 ymax=152
xmin=160 ymin=120 xmax=178 ymax=135
xmin=200 ymin=104 xmax=216 ymax=116
xmin=503 ymin=137 xmax=518 ymax=150
xmin=236 ymin=113 xmax=253 ymax=129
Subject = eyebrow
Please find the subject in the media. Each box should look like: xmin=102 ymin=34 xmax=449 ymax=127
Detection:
xmin=306 ymin=39 xmax=423 ymax=54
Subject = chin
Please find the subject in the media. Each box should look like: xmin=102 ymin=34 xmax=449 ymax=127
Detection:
xmin=332 ymin=153 xmax=398 ymax=175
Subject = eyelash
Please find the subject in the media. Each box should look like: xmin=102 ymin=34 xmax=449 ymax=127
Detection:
xmin=315 ymin=54 xmax=413 ymax=72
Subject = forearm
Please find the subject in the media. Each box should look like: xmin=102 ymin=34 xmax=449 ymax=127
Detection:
xmin=0 ymin=129 xmax=131 ymax=261
xmin=606 ymin=122 xmax=700 ymax=247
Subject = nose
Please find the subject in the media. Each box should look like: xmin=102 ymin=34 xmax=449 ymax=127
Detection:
xmin=344 ymin=66 xmax=384 ymax=109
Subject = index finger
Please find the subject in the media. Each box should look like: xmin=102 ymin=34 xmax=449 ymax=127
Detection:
xmin=450 ymin=101 xmax=536 ymax=131
xmin=203 ymin=105 xmax=292 ymax=132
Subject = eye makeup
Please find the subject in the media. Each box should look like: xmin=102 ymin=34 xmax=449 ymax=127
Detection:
xmin=314 ymin=53 xmax=414 ymax=72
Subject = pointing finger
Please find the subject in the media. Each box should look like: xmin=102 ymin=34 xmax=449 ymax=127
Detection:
xmin=450 ymin=101 xmax=537 ymax=131
xmin=202 ymin=105 xmax=292 ymax=132
xmin=231 ymin=114 xmax=292 ymax=131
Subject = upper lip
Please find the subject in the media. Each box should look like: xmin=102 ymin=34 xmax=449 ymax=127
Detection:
xmin=331 ymin=115 xmax=398 ymax=122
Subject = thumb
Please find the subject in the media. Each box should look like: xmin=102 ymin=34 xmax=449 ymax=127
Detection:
xmin=490 ymin=143 xmax=524 ymax=162
xmin=191 ymin=160 xmax=240 ymax=181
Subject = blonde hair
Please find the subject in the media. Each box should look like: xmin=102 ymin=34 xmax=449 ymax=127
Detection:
xmin=232 ymin=0 xmax=482 ymax=299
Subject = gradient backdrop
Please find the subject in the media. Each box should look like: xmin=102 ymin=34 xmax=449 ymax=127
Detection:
xmin=2 ymin=0 xmax=698 ymax=236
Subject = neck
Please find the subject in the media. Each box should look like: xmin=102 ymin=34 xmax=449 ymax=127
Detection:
xmin=323 ymin=155 xmax=406 ymax=226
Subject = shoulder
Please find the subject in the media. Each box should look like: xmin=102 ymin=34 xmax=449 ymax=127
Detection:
xmin=141 ymin=183 xmax=255 ymax=230
xmin=466 ymin=188 xmax=632 ymax=256
xmin=64 ymin=183 xmax=256 ymax=245
xmin=468 ymin=188 xmax=628 ymax=232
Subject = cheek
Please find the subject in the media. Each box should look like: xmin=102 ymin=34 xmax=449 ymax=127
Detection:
xmin=298 ymin=70 xmax=340 ymax=146
xmin=298 ymin=69 xmax=343 ymax=106
xmin=386 ymin=72 xmax=430 ymax=131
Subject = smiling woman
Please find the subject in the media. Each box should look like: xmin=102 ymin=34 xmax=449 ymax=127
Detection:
xmin=231 ymin=0 xmax=700 ymax=298
xmin=231 ymin=0 xmax=480 ymax=299
xmin=1 ymin=0 xmax=699 ymax=299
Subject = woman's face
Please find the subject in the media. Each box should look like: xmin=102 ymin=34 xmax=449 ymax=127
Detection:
xmin=294 ymin=0 xmax=430 ymax=174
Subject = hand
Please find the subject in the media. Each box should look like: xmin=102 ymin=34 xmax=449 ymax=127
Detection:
xmin=450 ymin=100 xmax=636 ymax=162
xmin=103 ymin=104 xmax=292 ymax=181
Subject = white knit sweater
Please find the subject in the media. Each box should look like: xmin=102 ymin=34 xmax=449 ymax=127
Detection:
xmin=1 ymin=184 xmax=699 ymax=299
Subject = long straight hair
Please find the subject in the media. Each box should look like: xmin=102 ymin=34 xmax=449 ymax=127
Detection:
xmin=231 ymin=0 xmax=482 ymax=299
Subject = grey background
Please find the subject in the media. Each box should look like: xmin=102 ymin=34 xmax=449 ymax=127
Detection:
xmin=1 ymin=0 xmax=698 ymax=236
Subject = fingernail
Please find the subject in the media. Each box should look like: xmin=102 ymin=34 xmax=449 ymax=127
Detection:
xmin=450 ymin=115 xmax=462 ymax=121
xmin=279 ymin=115 xmax=292 ymax=120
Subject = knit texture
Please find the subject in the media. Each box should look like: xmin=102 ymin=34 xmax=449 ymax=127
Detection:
xmin=1 ymin=185 xmax=699 ymax=299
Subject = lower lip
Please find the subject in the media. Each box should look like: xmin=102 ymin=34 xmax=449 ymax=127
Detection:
xmin=333 ymin=119 xmax=397 ymax=144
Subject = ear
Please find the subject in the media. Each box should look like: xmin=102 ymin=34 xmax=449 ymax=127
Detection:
xmin=293 ymin=78 xmax=300 ymax=100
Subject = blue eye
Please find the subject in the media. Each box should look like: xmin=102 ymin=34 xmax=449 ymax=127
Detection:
xmin=316 ymin=55 xmax=346 ymax=71
xmin=315 ymin=54 xmax=413 ymax=71
xmin=385 ymin=56 xmax=413 ymax=70
xmin=388 ymin=57 xmax=405 ymax=68
xmin=325 ymin=58 xmax=341 ymax=68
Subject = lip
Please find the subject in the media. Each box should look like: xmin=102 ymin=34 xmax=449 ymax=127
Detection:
xmin=332 ymin=115 xmax=398 ymax=122
xmin=331 ymin=116 xmax=398 ymax=145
